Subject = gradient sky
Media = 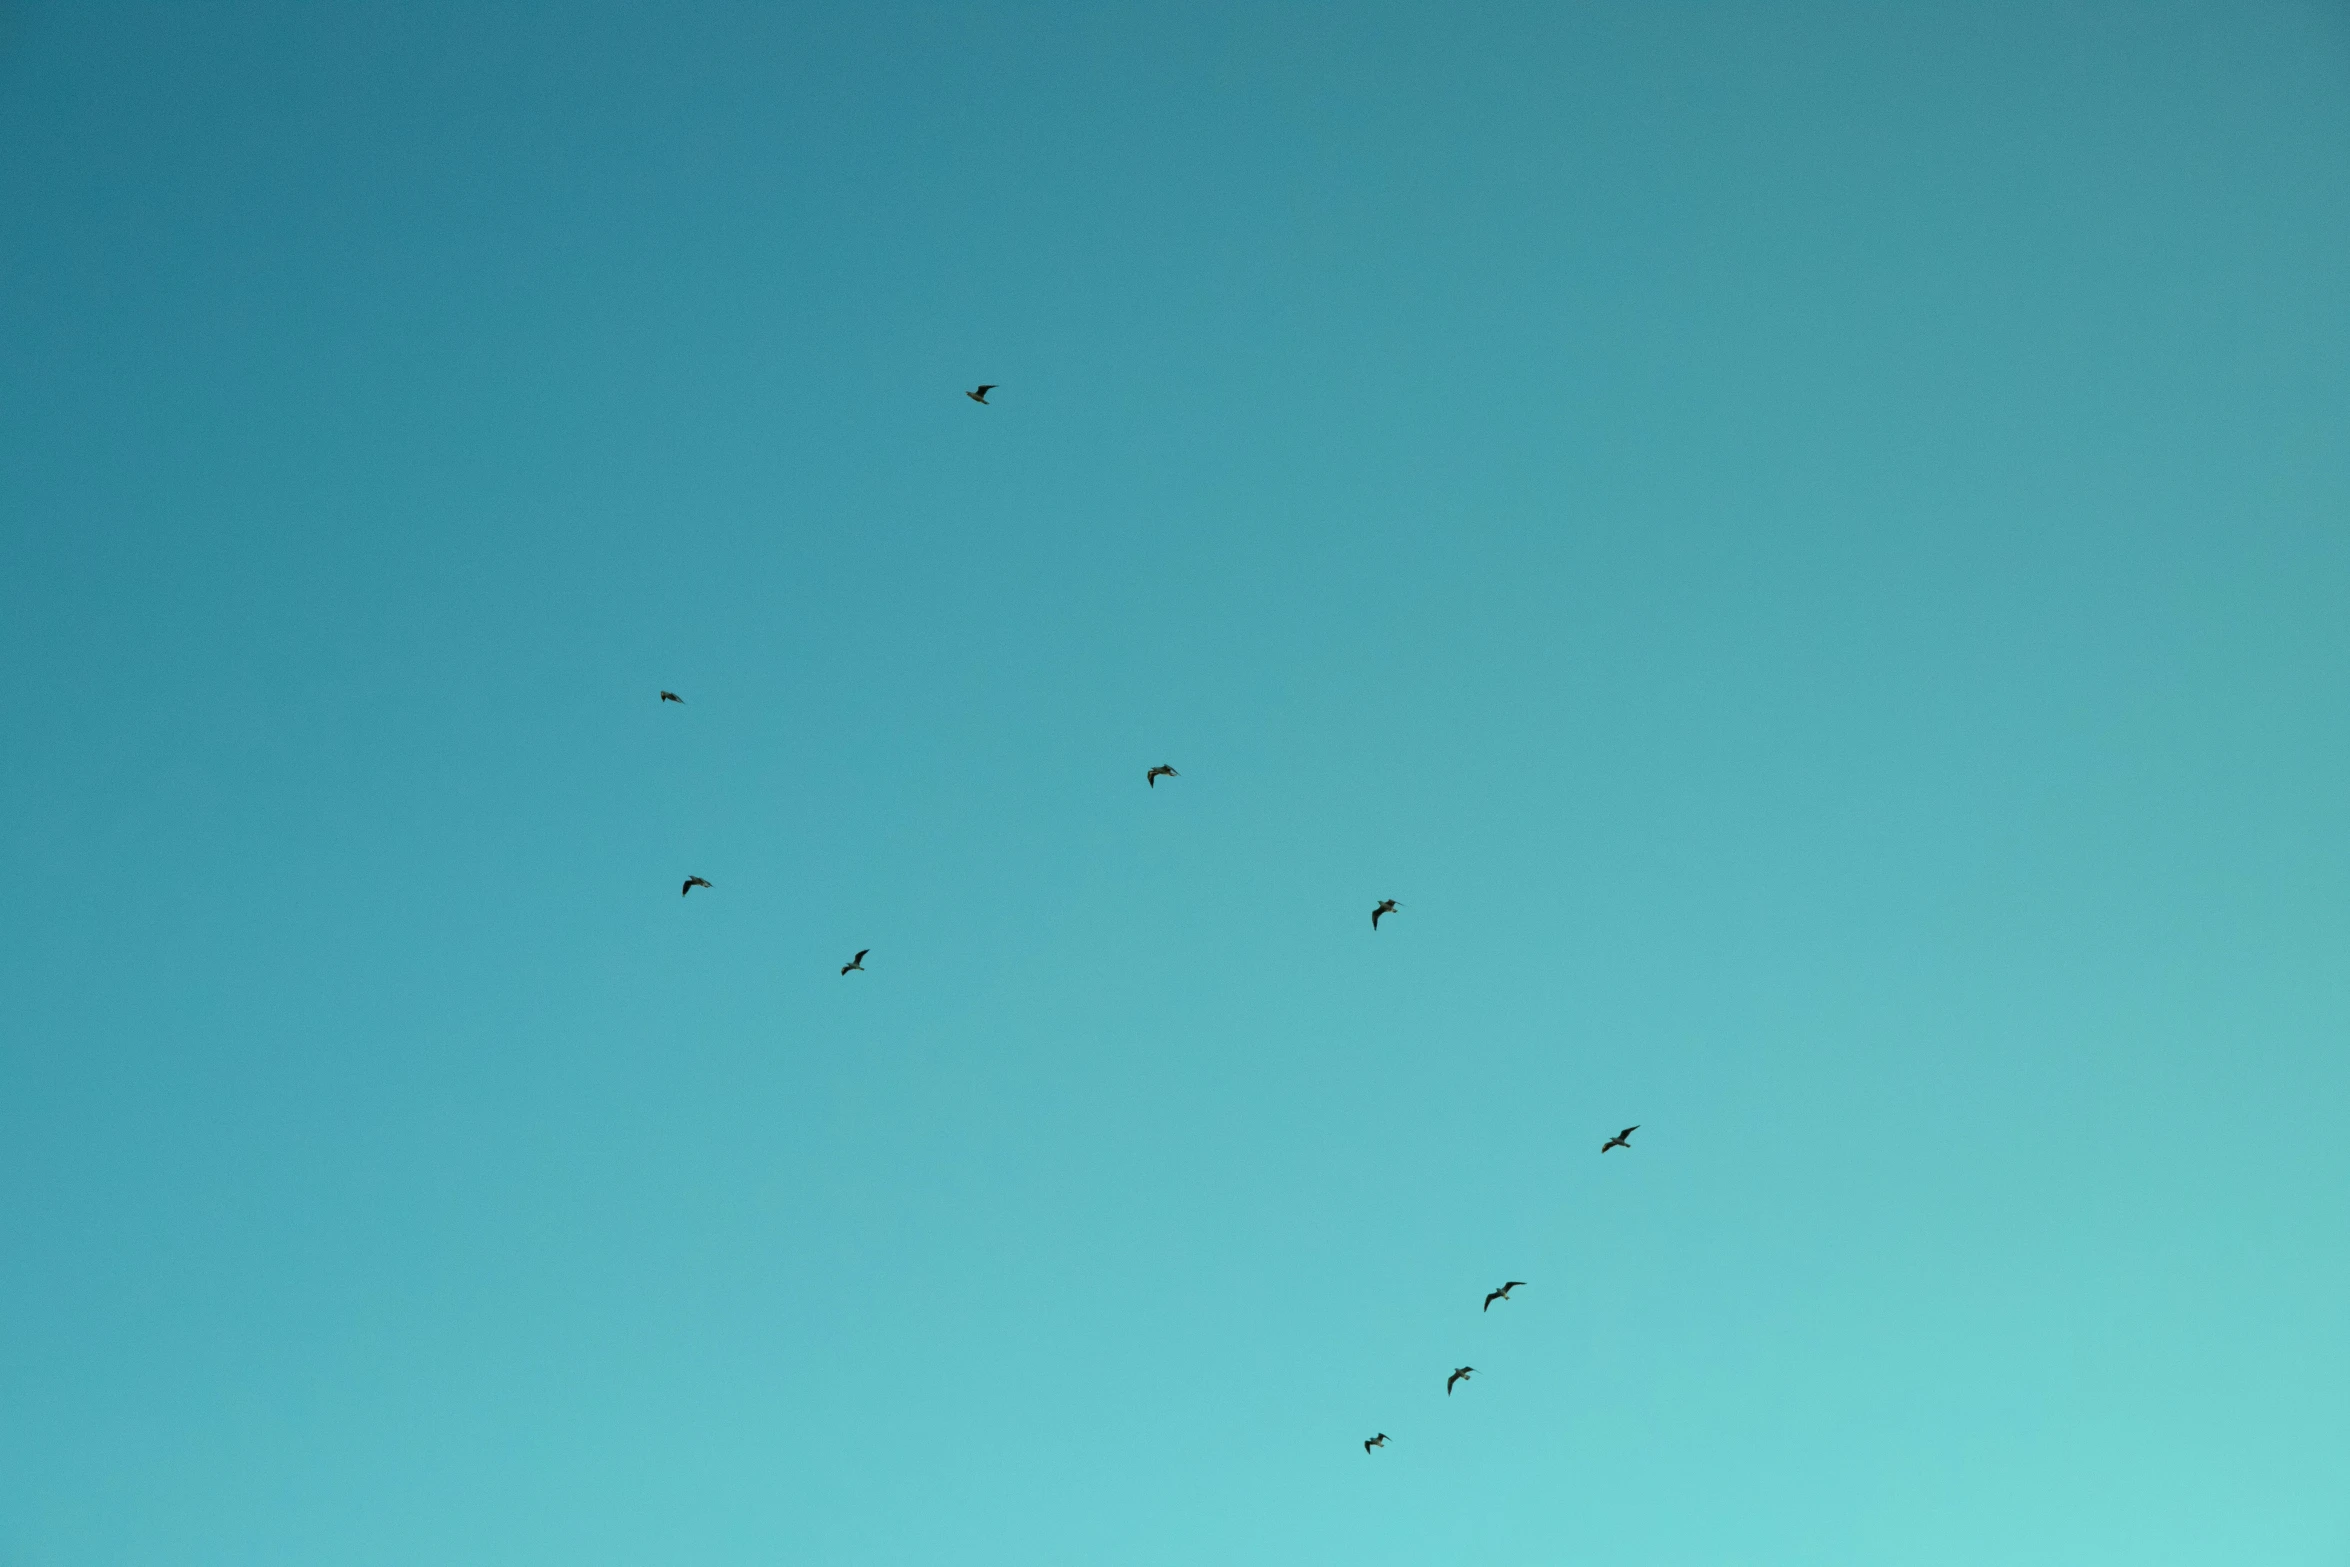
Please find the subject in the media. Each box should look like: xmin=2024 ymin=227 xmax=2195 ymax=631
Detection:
xmin=4 ymin=4 xmax=2348 ymax=1563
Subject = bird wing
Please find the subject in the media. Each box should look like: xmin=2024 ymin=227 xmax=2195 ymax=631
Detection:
xmin=1620 ymin=1126 xmax=1639 ymax=1139
xmin=1371 ymin=908 xmax=1382 ymax=928
xmin=854 ymin=950 xmax=868 ymax=963
xmin=1506 ymin=1281 xmax=1525 ymax=1291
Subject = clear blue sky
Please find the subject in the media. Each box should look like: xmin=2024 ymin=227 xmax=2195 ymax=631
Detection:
xmin=3 ymin=3 xmax=2347 ymax=1562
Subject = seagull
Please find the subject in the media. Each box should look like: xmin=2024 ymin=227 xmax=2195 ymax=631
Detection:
xmin=659 ymin=690 xmax=683 ymax=703
xmin=1145 ymin=764 xmax=1178 ymax=787
xmin=1363 ymin=1433 xmax=1388 ymax=1453
xmin=966 ymin=384 xmax=996 ymax=404
xmin=1447 ymin=1366 xmax=1474 ymax=1396
xmin=1601 ymin=1125 xmax=1639 ymax=1153
xmin=681 ymin=876 xmax=712 ymax=896
xmin=1371 ymin=898 xmax=1400 ymax=930
xmin=1483 ymin=1281 xmax=1526 ymax=1312
xmin=840 ymin=949 xmax=868 ymax=975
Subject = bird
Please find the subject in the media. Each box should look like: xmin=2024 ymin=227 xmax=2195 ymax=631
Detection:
xmin=1371 ymin=898 xmax=1400 ymax=930
xmin=841 ymin=949 xmax=868 ymax=975
xmin=1601 ymin=1125 xmax=1639 ymax=1153
xmin=966 ymin=384 xmax=996 ymax=404
xmin=681 ymin=876 xmax=712 ymax=896
xmin=1363 ymin=1433 xmax=1388 ymax=1453
xmin=1447 ymin=1366 xmax=1474 ymax=1395
xmin=1483 ymin=1281 xmax=1525 ymax=1312
xmin=1145 ymin=764 xmax=1178 ymax=787
xmin=659 ymin=690 xmax=683 ymax=703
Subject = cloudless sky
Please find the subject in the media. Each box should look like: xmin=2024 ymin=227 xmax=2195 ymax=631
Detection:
xmin=3 ymin=3 xmax=2348 ymax=1563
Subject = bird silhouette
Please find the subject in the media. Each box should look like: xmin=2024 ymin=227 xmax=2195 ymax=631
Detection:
xmin=1372 ymin=898 xmax=1401 ymax=930
xmin=1145 ymin=764 xmax=1178 ymax=787
xmin=659 ymin=690 xmax=683 ymax=703
xmin=1363 ymin=1433 xmax=1388 ymax=1452
xmin=966 ymin=384 xmax=996 ymax=404
xmin=1447 ymin=1366 xmax=1474 ymax=1395
xmin=1483 ymin=1282 xmax=1525 ymax=1312
xmin=681 ymin=876 xmax=712 ymax=897
xmin=1601 ymin=1125 xmax=1639 ymax=1153
xmin=841 ymin=949 xmax=868 ymax=975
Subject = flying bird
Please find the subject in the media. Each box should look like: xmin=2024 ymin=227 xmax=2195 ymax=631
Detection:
xmin=1145 ymin=764 xmax=1178 ymax=787
xmin=966 ymin=384 xmax=996 ymax=404
xmin=841 ymin=949 xmax=868 ymax=975
xmin=681 ymin=876 xmax=712 ymax=897
xmin=1601 ymin=1125 xmax=1639 ymax=1153
xmin=1363 ymin=1433 xmax=1388 ymax=1453
xmin=1447 ymin=1367 xmax=1475 ymax=1396
xmin=1483 ymin=1282 xmax=1525 ymax=1312
xmin=1371 ymin=898 xmax=1400 ymax=930
xmin=659 ymin=690 xmax=683 ymax=703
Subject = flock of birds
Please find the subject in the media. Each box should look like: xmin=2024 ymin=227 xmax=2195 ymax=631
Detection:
xmin=1357 ymin=1124 xmax=1639 ymax=1454
xmin=659 ymin=385 xmax=1646 ymax=1457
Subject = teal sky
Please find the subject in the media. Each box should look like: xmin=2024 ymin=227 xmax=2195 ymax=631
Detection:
xmin=4 ymin=3 xmax=2348 ymax=1562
